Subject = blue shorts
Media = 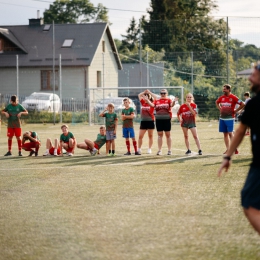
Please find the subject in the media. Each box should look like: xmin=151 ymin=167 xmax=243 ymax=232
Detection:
xmin=219 ymin=119 xmax=234 ymax=133
xmin=106 ymin=130 xmax=116 ymax=141
xmin=122 ymin=128 xmax=135 ymax=138
xmin=241 ymin=165 xmax=260 ymax=210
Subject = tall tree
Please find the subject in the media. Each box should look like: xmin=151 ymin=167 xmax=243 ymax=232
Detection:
xmin=44 ymin=0 xmax=109 ymax=24
xmin=142 ymin=0 xmax=227 ymax=53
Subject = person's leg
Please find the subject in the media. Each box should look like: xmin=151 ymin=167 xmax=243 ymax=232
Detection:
xmin=157 ymin=131 xmax=163 ymax=151
xmin=111 ymin=139 xmax=115 ymax=154
xmin=223 ymin=132 xmax=230 ymax=150
xmin=106 ymin=141 xmax=110 ymax=154
xmin=181 ymin=127 xmax=189 ymax=150
xmin=132 ymin=137 xmax=137 ymax=153
xmin=8 ymin=137 xmax=13 ymax=152
xmin=22 ymin=142 xmax=31 ymax=151
xmin=147 ymin=129 xmax=154 ymax=150
xmin=243 ymin=207 xmax=260 ymax=235
xmin=190 ymin=127 xmax=201 ymax=150
xmin=165 ymin=131 xmax=171 ymax=151
xmin=138 ymin=129 xmax=146 ymax=151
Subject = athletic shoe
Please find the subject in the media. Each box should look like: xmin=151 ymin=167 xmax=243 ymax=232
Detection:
xmin=157 ymin=151 xmax=162 ymax=155
xmin=35 ymin=152 xmax=38 ymax=157
xmin=124 ymin=151 xmax=131 ymax=155
xmin=147 ymin=149 xmax=152 ymax=154
xmin=91 ymin=148 xmax=98 ymax=156
xmin=4 ymin=151 xmax=12 ymax=156
xmin=135 ymin=151 xmax=141 ymax=155
xmin=54 ymin=149 xmax=58 ymax=156
xmin=198 ymin=150 xmax=202 ymax=155
xmin=235 ymin=149 xmax=239 ymax=154
xmin=167 ymin=151 xmax=172 ymax=155
xmin=67 ymin=152 xmax=73 ymax=156
xmin=29 ymin=150 xmax=35 ymax=156
xmin=111 ymin=153 xmax=116 ymax=156
xmin=185 ymin=150 xmax=191 ymax=155
xmin=18 ymin=151 xmax=23 ymax=156
xmin=43 ymin=151 xmax=50 ymax=156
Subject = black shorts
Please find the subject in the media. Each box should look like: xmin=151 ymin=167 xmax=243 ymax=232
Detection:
xmin=140 ymin=121 xmax=155 ymax=130
xmin=155 ymin=119 xmax=171 ymax=132
xmin=241 ymin=165 xmax=260 ymax=210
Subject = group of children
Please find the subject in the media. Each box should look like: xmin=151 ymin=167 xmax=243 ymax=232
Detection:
xmin=2 ymin=93 xmax=202 ymax=157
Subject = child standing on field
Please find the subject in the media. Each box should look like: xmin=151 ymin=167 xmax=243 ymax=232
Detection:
xmin=99 ymin=103 xmax=118 ymax=156
xmin=121 ymin=97 xmax=138 ymax=155
xmin=59 ymin=124 xmax=77 ymax=156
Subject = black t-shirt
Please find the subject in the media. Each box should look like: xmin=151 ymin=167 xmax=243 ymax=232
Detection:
xmin=241 ymin=92 xmax=260 ymax=167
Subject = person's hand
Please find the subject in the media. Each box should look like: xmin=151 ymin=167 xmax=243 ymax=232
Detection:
xmin=17 ymin=112 xmax=22 ymax=118
xmin=174 ymin=97 xmax=179 ymax=102
xmin=121 ymin=114 xmax=126 ymax=120
xmin=217 ymin=159 xmax=231 ymax=177
xmin=143 ymin=95 xmax=149 ymax=101
xmin=4 ymin=112 xmax=9 ymax=118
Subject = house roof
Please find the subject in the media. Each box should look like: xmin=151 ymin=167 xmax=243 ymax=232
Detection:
xmin=0 ymin=23 xmax=122 ymax=70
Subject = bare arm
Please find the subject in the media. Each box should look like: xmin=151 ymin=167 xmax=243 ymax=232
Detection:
xmin=217 ymin=123 xmax=247 ymax=177
xmin=143 ymin=95 xmax=155 ymax=107
xmin=99 ymin=107 xmax=107 ymax=117
xmin=138 ymin=91 xmax=146 ymax=101
xmin=215 ymin=100 xmax=221 ymax=111
xmin=186 ymin=103 xmax=196 ymax=116
xmin=234 ymin=102 xmax=245 ymax=114
xmin=17 ymin=110 xmax=28 ymax=118
xmin=145 ymin=89 xmax=158 ymax=100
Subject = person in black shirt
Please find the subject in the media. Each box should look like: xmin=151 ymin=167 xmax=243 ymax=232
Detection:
xmin=218 ymin=65 xmax=260 ymax=235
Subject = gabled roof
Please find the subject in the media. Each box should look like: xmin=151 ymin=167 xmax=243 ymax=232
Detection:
xmin=0 ymin=28 xmax=27 ymax=53
xmin=0 ymin=23 xmax=122 ymax=70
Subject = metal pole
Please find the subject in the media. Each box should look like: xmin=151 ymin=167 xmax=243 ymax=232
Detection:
xmin=59 ymin=54 xmax=62 ymax=123
xmin=53 ymin=20 xmax=56 ymax=124
xmin=191 ymin=51 xmax=194 ymax=94
xmin=139 ymin=19 xmax=142 ymax=87
xmin=102 ymin=52 xmax=105 ymax=110
xmin=16 ymin=55 xmax=19 ymax=98
xmin=147 ymin=51 xmax=149 ymax=88
xmin=226 ymin=16 xmax=229 ymax=84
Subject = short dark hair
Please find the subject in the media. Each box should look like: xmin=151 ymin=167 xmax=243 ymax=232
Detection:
xmin=223 ymin=84 xmax=231 ymax=90
xmin=244 ymin=92 xmax=250 ymax=97
xmin=11 ymin=95 xmax=17 ymax=103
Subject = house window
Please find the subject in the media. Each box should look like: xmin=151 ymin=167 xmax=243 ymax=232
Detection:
xmin=62 ymin=39 xmax=74 ymax=48
xmin=97 ymin=71 xmax=101 ymax=87
xmin=102 ymin=40 xmax=105 ymax=52
xmin=41 ymin=70 xmax=58 ymax=90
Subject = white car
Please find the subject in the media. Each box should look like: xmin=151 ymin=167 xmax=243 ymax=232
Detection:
xmin=22 ymin=92 xmax=60 ymax=112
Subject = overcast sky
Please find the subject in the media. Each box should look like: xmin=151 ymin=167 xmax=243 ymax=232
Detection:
xmin=1 ymin=0 xmax=260 ymax=45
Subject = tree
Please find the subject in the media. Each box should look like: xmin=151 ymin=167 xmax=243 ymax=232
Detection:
xmin=142 ymin=0 xmax=227 ymax=53
xmin=44 ymin=0 xmax=109 ymax=24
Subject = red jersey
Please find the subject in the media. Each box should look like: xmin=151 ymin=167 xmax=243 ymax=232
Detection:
xmin=216 ymin=94 xmax=242 ymax=119
xmin=177 ymin=103 xmax=197 ymax=127
xmin=154 ymin=98 xmax=172 ymax=119
xmin=140 ymin=99 xmax=154 ymax=121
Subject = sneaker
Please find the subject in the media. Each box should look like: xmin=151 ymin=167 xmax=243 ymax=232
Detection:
xmin=54 ymin=149 xmax=58 ymax=156
xmin=157 ymin=151 xmax=162 ymax=155
xmin=135 ymin=151 xmax=141 ymax=155
xmin=35 ymin=152 xmax=38 ymax=157
xmin=111 ymin=153 xmax=116 ymax=156
xmin=67 ymin=152 xmax=73 ymax=156
xmin=18 ymin=151 xmax=23 ymax=156
xmin=124 ymin=151 xmax=131 ymax=155
xmin=91 ymin=148 xmax=98 ymax=156
xmin=235 ymin=149 xmax=239 ymax=154
xmin=185 ymin=150 xmax=191 ymax=155
xmin=198 ymin=150 xmax=202 ymax=155
xmin=29 ymin=150 xmax=35 ymax=156
xmin=43 ymin=150 xmax=50 ymax=156
xmin=4 ymin=151 xmax=12 ymax=156
xmin=147 ymin=149 xmax=152 ymax=154
xmin=167 ymin=151 xmax=172 ymax=155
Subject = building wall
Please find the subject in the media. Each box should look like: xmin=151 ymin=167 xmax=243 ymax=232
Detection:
xmin=88 ymin=32 xmax=119 ymax=101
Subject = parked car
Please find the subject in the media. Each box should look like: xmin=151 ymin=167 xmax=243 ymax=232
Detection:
xmin=22 ymin=92 xmax=60 ymax=112
xmin=94 ymin=97 xmax=136 ymax=113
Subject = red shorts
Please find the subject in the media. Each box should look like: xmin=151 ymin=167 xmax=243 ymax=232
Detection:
xmin=94 ymin=143 xmax=99 ymax=149
xmin=7 ymin=128 xmax=21 ymax=137
xmin=22 ymin=142 xmax=40 ymax=151
xmin=49 ymin=147 xmax=61 ymax=155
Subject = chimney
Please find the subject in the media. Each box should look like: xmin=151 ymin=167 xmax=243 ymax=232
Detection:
xmin=37 ymin=10 xmax=40 ymax=19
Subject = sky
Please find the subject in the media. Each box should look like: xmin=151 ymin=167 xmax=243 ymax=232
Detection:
xmin=0 ymin=0 xmax=260 ymax=46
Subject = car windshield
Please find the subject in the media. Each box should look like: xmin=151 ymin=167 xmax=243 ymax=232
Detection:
xmin=28 ymin=94 xmax=50 ymax=100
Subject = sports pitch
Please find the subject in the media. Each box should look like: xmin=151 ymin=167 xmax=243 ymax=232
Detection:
xmin=0 ymin=122 xmax=259 ymax=259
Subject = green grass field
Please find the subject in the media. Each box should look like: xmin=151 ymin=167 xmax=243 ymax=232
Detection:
xmin=0 ymin=122 xmax=259 ymax=260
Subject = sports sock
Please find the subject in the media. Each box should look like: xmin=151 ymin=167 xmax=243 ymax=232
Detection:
xmin=17 ymin=139 xmax=22 ymax=151
xmin=109 ymin=150 xmax=111 ymax=154
xmin=133 ymin=141 xmax=137 ymax=152
xmin=112 ymin=150 xmax=115 ymax=154
xmin=8 ymin=139 xmax=12 ymax=151
xmin=126 ymin=140 xmax=130 ymax=152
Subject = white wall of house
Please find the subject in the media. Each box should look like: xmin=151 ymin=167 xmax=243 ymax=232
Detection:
xmin=88 ymin=32 xmax=119 ymax=100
